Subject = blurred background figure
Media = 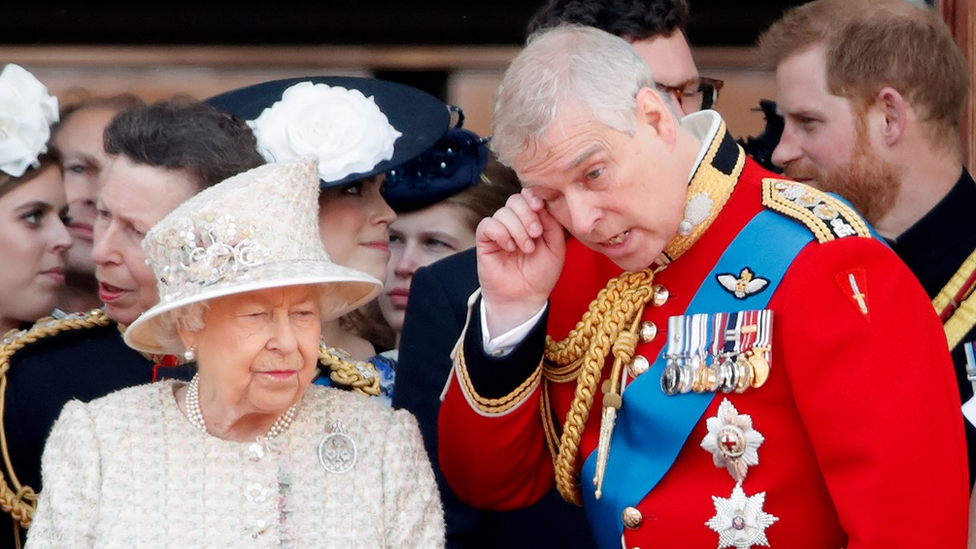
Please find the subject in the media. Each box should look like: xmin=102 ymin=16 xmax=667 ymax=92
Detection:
xmin=50 ymin=91 xmax=144 ymax=314
xmin=528 ymin=0 xmax=721 ymax=119
xmin=0 ymin=64 xmax=69 ymax=338
xmin=757 ymin=0 xmax=976 ymax=538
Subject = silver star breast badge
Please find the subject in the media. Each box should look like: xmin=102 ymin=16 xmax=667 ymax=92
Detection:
xmin=701 ymin=398 xmax=765 ymax=482
xmin=706 ymin=483 xmax=778 ymax=549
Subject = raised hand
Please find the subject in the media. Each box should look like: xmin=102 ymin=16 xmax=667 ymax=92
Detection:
xmin=476 ymin=188 xmax=566 ymax=337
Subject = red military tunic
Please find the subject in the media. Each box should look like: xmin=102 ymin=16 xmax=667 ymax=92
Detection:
xmin=438 ymin=120 xmax=968 ymax=549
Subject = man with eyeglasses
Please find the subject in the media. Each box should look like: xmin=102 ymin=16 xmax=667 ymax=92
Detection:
xmin=392 ymin=2 xmax=723 ymax=548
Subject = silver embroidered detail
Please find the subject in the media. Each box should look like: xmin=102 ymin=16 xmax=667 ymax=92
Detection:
xmin=706 ymin=483 xmax=778 ymax=549
xmin=318 ymin=419 xmax=357 ymax=474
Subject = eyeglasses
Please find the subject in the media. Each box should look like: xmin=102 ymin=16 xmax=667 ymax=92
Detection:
xmin=655 ymin=76 xmax=725 ymax=113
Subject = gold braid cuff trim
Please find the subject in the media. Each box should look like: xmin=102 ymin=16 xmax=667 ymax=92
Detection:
xmin=761 ymin=178 xmax=871 ymax=242
xmin=318 ymin=345 xmax=382 ymax=397
xmin=454 ymin=340 xmax=543 ymax=415
xmin=541 ymin=269 xmax=656 ymax=505
xmin=0 ymin=309 xmax=112 ymax=529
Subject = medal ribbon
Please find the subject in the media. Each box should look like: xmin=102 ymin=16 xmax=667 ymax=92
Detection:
xmin=754 ymin=309 xmax=773 ymax=365
xmin=691 ymin=313 xmax=710 ymax=369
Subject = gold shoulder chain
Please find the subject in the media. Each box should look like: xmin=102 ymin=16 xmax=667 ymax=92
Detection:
xmin=318 ymin=345 xmax=381 ymax=397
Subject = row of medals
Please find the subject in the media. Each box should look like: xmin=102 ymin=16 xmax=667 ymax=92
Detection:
xmin=659 ymin=348 xmax=771 ymax=396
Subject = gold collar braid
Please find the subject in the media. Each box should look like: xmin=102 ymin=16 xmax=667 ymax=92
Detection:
xmin=661 ymin=120 xmax=744 ymax=265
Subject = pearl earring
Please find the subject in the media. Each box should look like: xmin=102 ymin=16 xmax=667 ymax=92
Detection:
xmin=184 ymin=347 xmax=196 ymax=362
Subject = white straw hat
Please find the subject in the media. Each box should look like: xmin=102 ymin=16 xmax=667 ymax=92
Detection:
xmin=124 ymin=156 xmax=382 ymax=355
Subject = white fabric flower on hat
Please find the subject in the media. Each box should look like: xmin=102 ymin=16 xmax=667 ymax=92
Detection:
xmin=0 ymin=64 xmax=59 ymax=178
xmin=247 ymin=81 xmax=401 ymax=184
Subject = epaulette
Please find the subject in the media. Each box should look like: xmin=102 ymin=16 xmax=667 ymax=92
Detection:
xmin=0 ymin=309 xmax=110 ymax=533
xmin=760 ymin=178 xmax=871 ymax=243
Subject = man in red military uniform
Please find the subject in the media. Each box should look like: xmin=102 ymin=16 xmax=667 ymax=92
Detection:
xmin=437 ymin=23 xmax=968 ymax=549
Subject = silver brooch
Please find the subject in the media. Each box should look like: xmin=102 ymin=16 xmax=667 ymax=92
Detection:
xmin=705 ymin=483 xmax=778 ymax=549
xmin=318 ymin=419 xmax=357 ymax=474
xmin=701 ymin=398 xmax=764 ymax=483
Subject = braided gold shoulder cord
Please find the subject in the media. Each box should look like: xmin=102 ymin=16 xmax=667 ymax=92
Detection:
xmin=0 ymin=310 xmax=110 ymax=535
xmin=318 ymin=346 xmax=382 ymax=397
xmin=541 ymin=269 xmax=656 ymax=505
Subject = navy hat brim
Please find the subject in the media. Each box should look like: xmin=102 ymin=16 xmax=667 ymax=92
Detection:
xmin=206 ymin=76 xmax=451 ymax=189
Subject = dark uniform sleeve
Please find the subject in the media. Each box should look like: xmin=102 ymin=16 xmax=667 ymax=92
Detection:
xmin=393 ymin=251 xmax=487 ymax=548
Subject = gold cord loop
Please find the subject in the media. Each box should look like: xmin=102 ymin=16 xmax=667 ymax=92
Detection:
xmin=541 ymin=269 xmax=656 ymax=504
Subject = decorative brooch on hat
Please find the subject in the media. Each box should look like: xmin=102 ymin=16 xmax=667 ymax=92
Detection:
xmin=0 ymin=64 xmax=59 ymax=177
xmin=383 ymin=111 xmax=490 ymax=212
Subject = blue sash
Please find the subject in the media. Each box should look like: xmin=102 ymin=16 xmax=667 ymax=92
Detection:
xmin=579 ymin=209 xmax=814 ymax=549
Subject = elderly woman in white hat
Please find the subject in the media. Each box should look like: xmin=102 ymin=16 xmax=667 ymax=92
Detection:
xmin=26 ymin=157 xmax=445 ymax=548
xmin=207 ymin=77 xmax=453 ymax=403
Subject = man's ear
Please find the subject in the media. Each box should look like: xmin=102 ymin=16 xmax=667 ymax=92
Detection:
xmin=875 ymin=86 xmax=907 ymax=147
xmin=636 ymin=87 xmax=677 ymax=147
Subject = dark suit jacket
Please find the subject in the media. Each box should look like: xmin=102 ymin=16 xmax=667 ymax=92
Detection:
xmin=392 ymin=247 xmax=597 ymax=549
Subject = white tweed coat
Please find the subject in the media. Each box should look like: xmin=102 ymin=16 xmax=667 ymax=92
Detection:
xmin=26 ymin=381 xmax=445 ymax=548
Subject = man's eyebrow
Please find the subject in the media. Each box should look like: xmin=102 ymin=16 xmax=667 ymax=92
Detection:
xmin=569 ymin=145 xmax=602 ymax=170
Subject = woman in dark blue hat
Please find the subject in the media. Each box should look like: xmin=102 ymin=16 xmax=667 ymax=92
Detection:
xmin=335 ymin=127 xmax=518 ymax=405
xmin=207 ymin=76 xmax=452 ymax=398
xmin=378 ymin=128 xmax=520 ymax=351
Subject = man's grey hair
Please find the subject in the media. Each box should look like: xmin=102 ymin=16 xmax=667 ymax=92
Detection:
xmin=490 ymin=24 xmax=664 ymax=167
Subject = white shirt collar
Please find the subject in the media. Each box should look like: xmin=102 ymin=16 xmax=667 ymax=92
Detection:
xmin=682 ymin=109 xmax=723 ymax=183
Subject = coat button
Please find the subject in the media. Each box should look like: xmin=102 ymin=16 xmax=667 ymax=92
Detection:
xmin=627 ymin=355 xmax=650 ymax=378
xmin=622 ymin=506 xmax=643 ymax=529
xmin=639 ymin=321 xmax=657 ymax=343
xmin=651 ymin=284 xmax=669 ymax=307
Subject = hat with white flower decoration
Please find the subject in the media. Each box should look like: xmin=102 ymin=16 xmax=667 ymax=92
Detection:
xmin=205 ymin=76 xmax=452 ymax=189
xmin=123 ymin=155 xmax=383 ymax=355
xmin=0 ymin=64 xmax=59 ymax=178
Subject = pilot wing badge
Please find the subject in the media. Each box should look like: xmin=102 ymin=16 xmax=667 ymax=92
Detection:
xmin=717 ymin=268 xmax=769 ymax=300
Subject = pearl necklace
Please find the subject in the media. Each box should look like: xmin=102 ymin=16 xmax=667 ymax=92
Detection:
xmin=184 ymin=373 xmax=298 ymax=439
